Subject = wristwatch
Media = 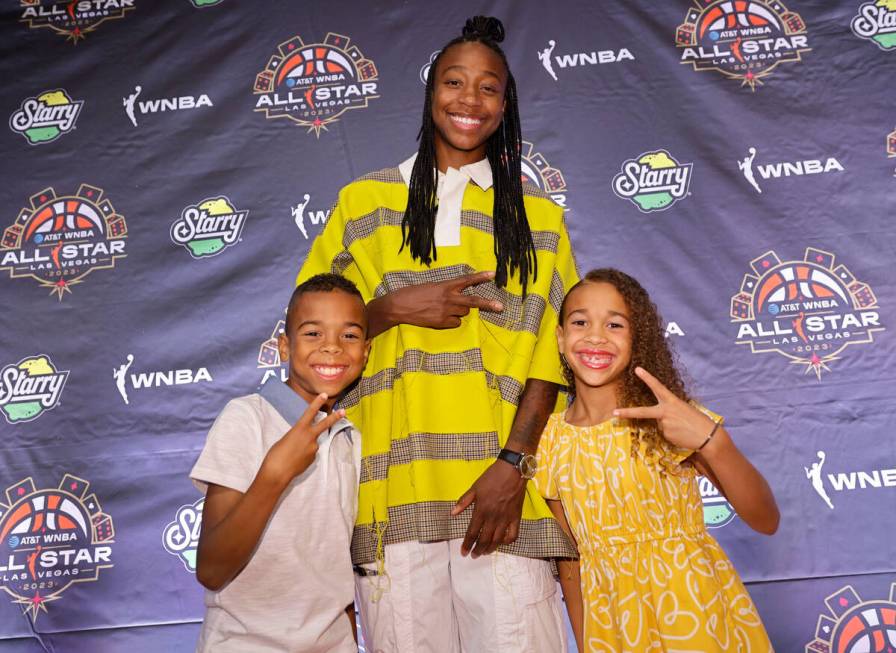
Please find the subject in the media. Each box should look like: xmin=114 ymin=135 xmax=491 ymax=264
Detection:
xmin=497 ymin=448 xmax=538 ymax=479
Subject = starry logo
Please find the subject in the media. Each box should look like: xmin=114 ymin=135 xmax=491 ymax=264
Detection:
xmin=612 ymin=150 xmax=693 ymax=212
xmin=1 ymin=184 xmax=127 ymax=300
xmin=9 ymin=89 xmax=84 ymax=145
xmin=675 ymin=0 xmax=811 ymax=90
xmin=698 ymin=476 xmax=736 ymax=528
xmin=520 ymin=141 xmax=569 ymax=210
xmin=19 ymin=0 xmax=135 ymax=44
xmin=851 ymin=1 xmax=896 ymax=50
xmin=805 ymin=583 xmax=896 ymax=652
xmin=253 ymin=33 xmax=380 ymax=137
xmin=730 ymin=247 xmax=884 ymax=378
xmin=162 ymin=498 xmax=203 ymax=572
xmin=188 ymin=0 xmax=221 ymax=6
xmin=0 ymin=475 xmax=114 ymax=621
xmin=170 ymin=197 xmax=248 ymax=258
xmin=0 ymin=355 xmax=68 ymax=424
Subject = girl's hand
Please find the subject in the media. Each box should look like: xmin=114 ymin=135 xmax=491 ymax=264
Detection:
xmin=612 ymin=366 xmax=716 ymax=450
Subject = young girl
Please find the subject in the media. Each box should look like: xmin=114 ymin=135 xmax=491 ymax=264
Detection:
xmin=535 ymin=268 xmax=778 ymax=652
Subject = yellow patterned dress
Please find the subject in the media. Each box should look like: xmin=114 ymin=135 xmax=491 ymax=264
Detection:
xmin=534 ymin=412 xmax=773 ymax=652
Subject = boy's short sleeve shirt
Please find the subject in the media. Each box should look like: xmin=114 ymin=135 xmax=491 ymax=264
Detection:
xmin=190 ymin=379 xmax=360 ymax=653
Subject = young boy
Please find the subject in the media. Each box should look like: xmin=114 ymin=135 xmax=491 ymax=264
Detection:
xmin=190 ymin=273 xmax=370 ymax=652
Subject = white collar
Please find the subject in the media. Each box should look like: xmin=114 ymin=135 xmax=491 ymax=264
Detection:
xmin=398 ymin=153 xmax=493 ymax=191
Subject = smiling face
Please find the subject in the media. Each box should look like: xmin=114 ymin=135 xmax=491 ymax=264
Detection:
xmin=430 ymin=41 xmax=506 ymax=171
xmin=278 ymin=290 xmax=370 ymax=409
xmin=558 ymin=281 xmax=633 ymax=395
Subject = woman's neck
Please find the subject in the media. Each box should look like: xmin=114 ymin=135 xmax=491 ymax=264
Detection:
xmin=565 ymin=381 xmax=619 ymax=426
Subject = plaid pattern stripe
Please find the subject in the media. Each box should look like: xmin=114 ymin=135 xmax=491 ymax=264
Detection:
xmin=359 ymin=431 xmax=501 ymax=483
xmin=350 ymin=502 xmax=578 ymax=564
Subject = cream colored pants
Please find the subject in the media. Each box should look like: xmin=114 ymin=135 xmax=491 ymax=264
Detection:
xmin=355 ymin=539 xmax=568 ymax=653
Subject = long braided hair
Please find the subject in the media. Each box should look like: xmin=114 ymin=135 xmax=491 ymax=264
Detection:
xmin=401 ymin=16 xmax=537 ymax=295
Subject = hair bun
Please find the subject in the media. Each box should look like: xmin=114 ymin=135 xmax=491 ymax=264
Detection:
xmin=462 ymin=16 xmax=505 ymax=43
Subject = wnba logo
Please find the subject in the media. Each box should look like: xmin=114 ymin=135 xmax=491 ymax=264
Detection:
xmin=730 ymin=247 xmax=884 ymax=378
xmin=675 ymin=0 xmax=811 ymax=90
xmin=806 ymin=583 xmax=896 ymax=653
xmin=254 ymin=33 xmax=380 ymax=137
xmin=0 ymin=475 xmax=114 ymax=621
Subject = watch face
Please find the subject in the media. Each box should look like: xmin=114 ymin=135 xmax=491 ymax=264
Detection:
xmin=519 ymin=454 xmax=538 ymax=479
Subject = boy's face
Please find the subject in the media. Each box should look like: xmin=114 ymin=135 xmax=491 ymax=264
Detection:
xmin=278 ymin=290 xmax=370 ymax=409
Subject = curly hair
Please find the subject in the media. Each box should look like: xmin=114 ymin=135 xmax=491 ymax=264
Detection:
xmin=559 ymin=268 xmax=691 ymax=467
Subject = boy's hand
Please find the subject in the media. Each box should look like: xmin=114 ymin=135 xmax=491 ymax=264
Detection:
xmin=612 ymin=366 xmax=716 ymax=451
xmin=261 ymin=393 xmax=346 ymax=486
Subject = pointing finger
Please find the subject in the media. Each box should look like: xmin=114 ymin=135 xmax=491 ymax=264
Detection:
xmin=634 ymin=367 xmax=671 ymax=401
xmin=613 ymin=406 xmax=663 ymax=421
xmin=454 ymin=294 xmax=504 ymax=312
xmin=311 ymin=407 xmax=346 ymax=436
xmin=298 ymin=393 xmax=330 ymax=426
xmin=453 ymin=270 xmax=496 ymax=290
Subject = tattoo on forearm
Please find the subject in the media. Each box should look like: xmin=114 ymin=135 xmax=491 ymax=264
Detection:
xmin=508 ymin=380 xmax=558 ymax=451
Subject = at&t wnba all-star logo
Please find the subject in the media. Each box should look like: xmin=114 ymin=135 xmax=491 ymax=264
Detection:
xmin=170 ymin=197 xmax=249 ymax=258
xmin=851 ymin=1 xmax=896 ymax=50
xmin=254 ymin=33 xmax=379 ymax=137
xmin=20 ymin=1 xmax=135 ymax=43
xmin=1 ymin=184 xmax=127 ymax=299
xmin=162 ymin=498 xmax=203 ymax=572
xmin=612 ymin=150 xmax=693 ymax=212
xmin=806 ymin=583 xmax=896 ymax=653
xmin=0 ymin=356 xmax=68 ymax=424
xmin=0 ymin=475 xmax=114 ymax=621
xmin=258 ymin=318 xmax=288 ymax=383
xmin=520 ymin=141 xmax=569 ymax=209
xmin=9 ymin=90 xmax=83 ymax=145
xmin=675 ymin=0 xmax=811 ymax=90
xmin=730 ymin=247 xmax=884 ymax=378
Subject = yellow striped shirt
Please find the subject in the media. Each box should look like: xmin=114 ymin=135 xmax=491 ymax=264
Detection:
xmin=297 ymin=166 xmax=579 ymax=564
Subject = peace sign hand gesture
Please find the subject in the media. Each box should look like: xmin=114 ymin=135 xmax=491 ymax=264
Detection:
xmin=612 ymin=367 xmax=717 ymax=451
xmin=263 ymin=393 xmax=346 ymax=485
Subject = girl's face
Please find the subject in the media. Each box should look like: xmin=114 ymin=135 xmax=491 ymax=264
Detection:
xmin=558 ymin=281 xmax=633 ymax=394
xmin=430 ymin=41 xmax=506 ymax=171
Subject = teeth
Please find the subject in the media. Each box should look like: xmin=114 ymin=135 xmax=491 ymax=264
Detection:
xmin=579 ymin=354 xmax=612 ymax=368
xmin=314 ymin=366 xmax=344 ymax=377
xmin=451 ymin=115 xmax=482 ymax=126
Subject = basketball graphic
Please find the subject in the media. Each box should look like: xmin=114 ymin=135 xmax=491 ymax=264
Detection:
xmin=753 ymin=263 xmax=849 ymax=316
xmin=806 ymin=584 xmax=896 ymax=653
xmin=698 ymin=0 xmax=781 ymax=39
xmin=519 ymin=141 xmax=568 ymax=209
xmin=0 ymin=492 xmax=90 ymax=544
xmin=24 ymin=199 xmax=106 ymax=243
xmin=832 ymin=602 xmax=896 ymax=653
xmin=278 ymin=47 xmax=355 ymax=87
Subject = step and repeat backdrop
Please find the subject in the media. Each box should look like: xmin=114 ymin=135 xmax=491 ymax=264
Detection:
xmin=1 ymin=1 xmax=894 ymax=651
